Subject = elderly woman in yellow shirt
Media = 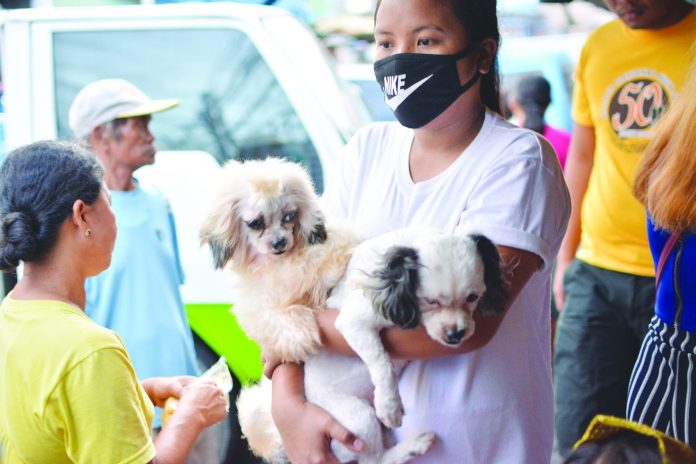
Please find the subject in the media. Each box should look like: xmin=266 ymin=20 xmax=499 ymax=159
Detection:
xmin=0 ymin=140 xmax=227 ymax=463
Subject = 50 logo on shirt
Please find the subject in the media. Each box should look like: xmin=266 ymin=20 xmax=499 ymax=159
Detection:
xmin=602 ymin=69 xmax=676 ymax=152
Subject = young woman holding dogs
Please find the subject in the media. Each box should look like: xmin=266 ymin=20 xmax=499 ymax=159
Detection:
xmin=269 ymin=0 xmax=570 ymax=462
xmin=0 ymin=141 xmax=227 ymax=463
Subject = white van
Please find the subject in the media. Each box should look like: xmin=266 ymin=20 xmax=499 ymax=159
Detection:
xmin=0 ymin=3 xmax=368 ymax=385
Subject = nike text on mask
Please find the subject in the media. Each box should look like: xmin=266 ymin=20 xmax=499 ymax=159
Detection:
xmin=374 ymin=44 xmax=480 ymax=129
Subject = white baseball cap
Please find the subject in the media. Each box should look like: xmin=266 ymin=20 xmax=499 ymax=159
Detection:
xmin=68 ymin=78 xmax=179 ymax=138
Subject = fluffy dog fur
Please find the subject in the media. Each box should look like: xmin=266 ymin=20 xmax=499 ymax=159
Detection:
xmin=201 ymin=158 xmax=508 ymax=464
xmin=200 ymin=157 xmax=357 ymax=363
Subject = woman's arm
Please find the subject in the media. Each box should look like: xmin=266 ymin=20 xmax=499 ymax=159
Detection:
xmin=143 ymin=377 xmax=228 ymax=464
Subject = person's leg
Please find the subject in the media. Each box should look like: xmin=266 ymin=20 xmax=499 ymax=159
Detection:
xmin=554 ymin=260 xmax=642 ymax=456
xmin=626 ymin=317 xmax=673 ymax=433
xmin=669 ymin=326 xmax=696 ymax=446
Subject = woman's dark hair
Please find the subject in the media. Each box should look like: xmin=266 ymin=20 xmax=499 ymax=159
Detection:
xmin=375 ymin=0 xmax=502 ymax=114
xmin=0 ymin=140 xmax=104 ymax=271
xmin=563 ymin=430 xmax=663 ymax=464
xmin=516 ymin=75 xmax=551 ymax=134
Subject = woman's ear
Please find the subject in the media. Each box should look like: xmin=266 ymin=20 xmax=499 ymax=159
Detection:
xmin=477 ymin=38 xmax=498 ymax=76
xmin=71 ymin=199 xmax=90 ymax=237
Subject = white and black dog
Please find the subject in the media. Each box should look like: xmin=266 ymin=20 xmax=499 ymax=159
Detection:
xmin=235 ymin=226 xmax=507 ymax=463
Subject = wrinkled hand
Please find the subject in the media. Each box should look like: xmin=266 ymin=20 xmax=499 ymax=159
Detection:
xmin=142 ymin=376 xmax=196 ymax=408
xmin=276 ymin=399 xmax=364 ymax=464
xmin=177 ymin=380 xmax=228 ymax=428
xmin=553 ymin=258 xmax=572 ymax=311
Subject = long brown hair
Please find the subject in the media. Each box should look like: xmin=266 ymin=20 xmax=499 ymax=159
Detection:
xmin=633 ymin=56 xmax=696 ymax=232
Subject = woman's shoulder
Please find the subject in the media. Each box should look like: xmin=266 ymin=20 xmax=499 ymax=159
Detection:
xmin=48 ymin=302 xmax=125 ymax=354
xmin=484 ymin=113 xmax=561 ymax=172
xmin=1 ymin=297 xmax=127 ymax=374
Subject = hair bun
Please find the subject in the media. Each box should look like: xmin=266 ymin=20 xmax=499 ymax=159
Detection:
xmin=0 ymin=211 xmax=39 ymax=270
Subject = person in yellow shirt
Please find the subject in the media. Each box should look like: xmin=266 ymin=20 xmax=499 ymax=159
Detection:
xmin=553 ymin=0 xmax=696 ymax=457
xmin=0 ymin=140 xmax=227 ymax=463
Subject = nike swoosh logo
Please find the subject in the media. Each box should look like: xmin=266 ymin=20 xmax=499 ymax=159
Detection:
xmin=385 ymin=74 xmax=433 ymax=110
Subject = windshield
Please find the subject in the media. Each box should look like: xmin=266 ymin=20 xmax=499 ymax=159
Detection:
xmin=53 ymin=27 xmax=324 ymax=190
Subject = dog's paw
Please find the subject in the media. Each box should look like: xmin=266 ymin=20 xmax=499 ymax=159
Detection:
xmin=407 ymin=431 xmax=436 ymax=456
xmin=275 ymin=333 xmax=319 ymax=363
xmin=272 ymin=305 xmax=322 ymax=362
xmin=374 ymin=391 xmax=404 ymax=429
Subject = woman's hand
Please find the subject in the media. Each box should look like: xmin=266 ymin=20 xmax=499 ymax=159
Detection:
xmin=280 ymin=400 xmax=364 ymax=464
xmin=141 ymin=376 xmax=196 ymax=408
xmin=176 ymin=380 xmax=228 ymax=429
xmin=150 ymin=379 xmax=228 ymax=464
xmin=272 ymin=363 xmax=364 ymax=464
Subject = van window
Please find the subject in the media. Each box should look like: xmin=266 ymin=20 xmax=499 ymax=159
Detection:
xmin=52 ymin=28 xmax=324 ymax=191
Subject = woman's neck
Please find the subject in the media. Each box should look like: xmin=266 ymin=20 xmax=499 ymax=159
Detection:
xmin=12 ymin=261 xmax=87 ymax=310
xmin=409 ymin=105 xmax=486 ymax=183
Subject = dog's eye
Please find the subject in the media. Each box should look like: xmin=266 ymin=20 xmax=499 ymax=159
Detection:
xmin=466 ymin=293 xmax=479 ymax=303
xmin=424 ymin=297 xmax=440 ymax=307
xmin=246 ymin=217 xmax=265 ymax=230
xmin=282 ymin=210 xmax=298 ymax=223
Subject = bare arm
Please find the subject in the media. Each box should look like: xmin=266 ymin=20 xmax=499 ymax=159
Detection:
xmin=553 ymin=123 xmax=595 ymax=310
xmin=142 ymin=377 xmax=228 ymax=464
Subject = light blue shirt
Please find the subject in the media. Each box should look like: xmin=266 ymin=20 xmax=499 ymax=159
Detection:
xmin=85 ymin=180 xmax=198 ymax=427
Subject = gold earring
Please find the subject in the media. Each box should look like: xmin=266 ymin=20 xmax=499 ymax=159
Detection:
xmin=85 ymin=228 xmax=92 ymax=237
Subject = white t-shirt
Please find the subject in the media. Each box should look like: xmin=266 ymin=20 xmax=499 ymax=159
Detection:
xmin=323 ymin=111 xmax=570 ymax=463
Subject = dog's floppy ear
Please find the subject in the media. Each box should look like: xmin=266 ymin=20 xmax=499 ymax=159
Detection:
xmin=200 ymin=208 xmax=241 ymax=269
xmin=470 ymin=234 xmax=508 ymax=314
xmin=279 ymin=159 xmax=327 ymax=246
xmin=307 ymin=221 xmax=327 ymax=244
xmin=200 ymin=233 xmax=234 ymax=270
xmin=199 ymin=161 xmax=246 ymax=269
xmin=368 ymin=246 xmax=421 ymax=329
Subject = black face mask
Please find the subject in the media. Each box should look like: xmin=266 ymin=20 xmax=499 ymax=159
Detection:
xmin=373 ymin=44 xmax=480 ymax=129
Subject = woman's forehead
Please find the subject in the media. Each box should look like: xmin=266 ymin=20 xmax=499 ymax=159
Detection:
xmin=375 ymin=0 xmax=462 ymax=34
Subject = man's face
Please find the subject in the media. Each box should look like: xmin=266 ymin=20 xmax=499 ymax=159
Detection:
xmin=108 ymin=115 xmax=156 ymax=170
xmin=603 ymin=0 xmax=688 ymax=29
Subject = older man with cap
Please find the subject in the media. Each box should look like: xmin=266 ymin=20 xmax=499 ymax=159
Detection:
xmin=68 ymin=78 xmax=208 ymax=449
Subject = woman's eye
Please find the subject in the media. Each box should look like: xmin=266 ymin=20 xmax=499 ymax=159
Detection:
xmin=246 ymin=218 xmax=264 ymax=230
xmin=282 ymin=211 xmax=297 ymax=223
xmin=417 ymin=38 xmax=432 ymax=47
xmin=466 ymin=293 xmax=479 ymax=303
xmin=377 ymin=41 xmax=392 ymax=49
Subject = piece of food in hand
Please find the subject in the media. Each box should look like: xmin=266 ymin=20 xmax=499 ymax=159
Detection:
xmin=161 ymin=356 xmax=233 ymax=426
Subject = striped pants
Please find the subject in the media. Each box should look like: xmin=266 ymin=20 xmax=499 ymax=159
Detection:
xmin=627 ymin=316 xmax=696 ymax=446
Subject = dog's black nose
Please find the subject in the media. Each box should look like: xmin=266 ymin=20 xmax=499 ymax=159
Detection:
xmin=445 ymin=328 xmax=466 ymax=344
xmin=271 ymin=237 xmax=287 ymax=251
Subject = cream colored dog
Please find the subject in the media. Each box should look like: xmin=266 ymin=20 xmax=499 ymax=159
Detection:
xmin=199 ymin=157 xmax=357 ymax=364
